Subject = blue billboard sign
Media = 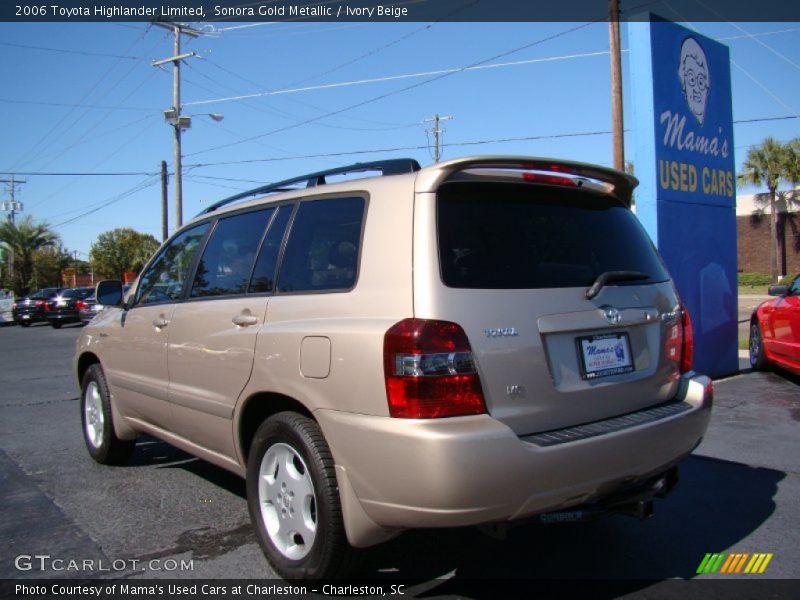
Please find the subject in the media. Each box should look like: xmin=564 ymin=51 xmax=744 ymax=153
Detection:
xmin=629 ymin=16 xmax=738 ymax=377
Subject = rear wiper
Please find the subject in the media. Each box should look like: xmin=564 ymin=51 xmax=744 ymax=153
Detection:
xmin=585 ymin=270 xmax=650 ymax=300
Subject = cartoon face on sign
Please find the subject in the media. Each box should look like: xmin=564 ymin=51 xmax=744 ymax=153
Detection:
xmin=678 ymin=37 xmax=710 ymax=125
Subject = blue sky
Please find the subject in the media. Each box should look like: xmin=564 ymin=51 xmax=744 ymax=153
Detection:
xmin=0 ymin=19 xmax=798 ymax=257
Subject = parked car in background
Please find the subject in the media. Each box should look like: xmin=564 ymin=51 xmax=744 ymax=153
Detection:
xmin=12 ymin=287 xmax=62 ymax=326
xmin=749 ymin=274 xmax=800 ymax=375
xmin=44 ymin=287 xmax=94 ymax=328
xmin=79 ymin=285 xmax=131 ymax=324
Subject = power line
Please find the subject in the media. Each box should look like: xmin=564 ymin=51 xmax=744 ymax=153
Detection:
xmin=7 ymin=114 xmax=797 ymax=177
xmin=187 ymin=21 xmax=603 ymax=158
xmin=8 ymin=27 xmax=154 ymax=172
xmin=717 ymin=26 xmax=800 ymax=41
xmin=0 ymin=98 xmax=155 ymax=111
xmin=25 ymin=104 xmax=161 ymax=212
xmin=186 ymin=61 xmax=418 ymax=132
xmin=0 ymin=40 xmax=141 ymax=60
xmin=694 ymin=1 xmax=800 ymax=72
xmin=184 ymin=49 xmax=610 ymax=108
xmin=0 ymin=171 xmax=160 ymax=177
xmin=660 ymin=3 xmax=797 ymax=114
xmin=50 ymin=177 xmax=160 ymax=229
xmin=734 ymin=115 xmax=800 ymax=124
xmin=187 ymin=129 xmax=615 ymax=168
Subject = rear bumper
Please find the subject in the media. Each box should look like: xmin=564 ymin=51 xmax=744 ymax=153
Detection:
xmin=45 ymin=310 xmax=80 ymax=323
xmin=316 ymin=373 xmax=711 ymax=546
xmin=14 ymin=309 xmax=44 ymax=323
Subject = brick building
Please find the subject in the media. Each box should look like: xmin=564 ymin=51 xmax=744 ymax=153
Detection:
xmin=736 ymin=189 xmax=799 ymax=275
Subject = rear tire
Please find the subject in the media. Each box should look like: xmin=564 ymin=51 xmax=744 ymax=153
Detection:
xmin=51 ymin=321 xmax=62 ymax=329
xmin=81 ymin=364 xmax=135 ymax=465
xmin=19 ymin=321 xmax=30 ymax=327
xmin=749 ymin=321 xmax=769 ymax=371
xmin=246 ymin=412 xmax=354 ymax=580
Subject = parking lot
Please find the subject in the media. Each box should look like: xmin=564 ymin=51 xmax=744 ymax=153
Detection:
xmin=0 ymin=321 xmax=798 ymax=596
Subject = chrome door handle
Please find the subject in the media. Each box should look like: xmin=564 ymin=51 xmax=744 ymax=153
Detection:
xmin=232 ymin=314 xmax=258 ymax=327
xmin=152 ymin=318 xmax=169 ymax=329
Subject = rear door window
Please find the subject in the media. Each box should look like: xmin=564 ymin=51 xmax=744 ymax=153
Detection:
xmin=190 ymin=208 xmax=274 ymax=298
xmin=249 ymin=206 xmax=293 ymax=294
xmin=437 ymin=182 xmax=669 ymax=289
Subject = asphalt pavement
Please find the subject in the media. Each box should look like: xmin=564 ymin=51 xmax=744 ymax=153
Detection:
xmin=0 ymin=320 xmax=797 ymax=598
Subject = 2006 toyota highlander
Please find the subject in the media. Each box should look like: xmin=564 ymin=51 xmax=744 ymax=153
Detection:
xmin=75 ymin=156 xmax=712 ymax=579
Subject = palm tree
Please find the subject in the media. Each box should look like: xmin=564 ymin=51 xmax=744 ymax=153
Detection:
xmin=0 ymin=216 xmax=59 ymax=296
xmin=737 ymin=137 xmax=792 ymax=280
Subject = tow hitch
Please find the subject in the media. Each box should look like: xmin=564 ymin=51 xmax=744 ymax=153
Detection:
xmin=477 ymin=466 xmax=679 ymax=540
xmin=536 ymin=466 xmax=679 ymax=525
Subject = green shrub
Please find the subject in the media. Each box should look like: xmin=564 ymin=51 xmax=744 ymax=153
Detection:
xmin=738 ymin=272 xmax=772 ymax=287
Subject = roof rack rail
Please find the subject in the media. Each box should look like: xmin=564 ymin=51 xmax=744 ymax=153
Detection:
xmin=197 ymin=158 xmax=421 ymax=217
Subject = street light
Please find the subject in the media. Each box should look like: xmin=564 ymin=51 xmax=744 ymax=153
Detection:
xmin=162 ymin=110 xmax=224 ymax=228
xmin=163 ymin=109 xmax=224 ymax=129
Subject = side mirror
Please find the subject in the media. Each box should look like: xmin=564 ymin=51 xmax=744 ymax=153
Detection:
xmin=768 ymin=284 xmax=788 ymax=297
xmin=96 ymin=280 xmax=124 ymax=307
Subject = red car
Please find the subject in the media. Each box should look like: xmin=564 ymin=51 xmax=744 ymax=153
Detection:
xmin=749 ymin=274 xmax=800 ymax=375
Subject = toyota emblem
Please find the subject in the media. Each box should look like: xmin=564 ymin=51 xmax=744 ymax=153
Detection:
xmin=603 ymin=307 xmax=622 ymax=325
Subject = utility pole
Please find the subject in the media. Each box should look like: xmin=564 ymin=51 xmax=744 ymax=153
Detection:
xmin=423 ymin=114 xmax=453 ymax=163
xmin=1 ymin=175 xmax=25 ymax=224
xmin=153 ymin=22 xmax=201 ymax=229
xmin=1 ymin=175 xmax=25 ymax=290
xmin=160 ymin=160 xmax=169 ymax=242
xmin=609 ymin=0 xmax=625 ymax=171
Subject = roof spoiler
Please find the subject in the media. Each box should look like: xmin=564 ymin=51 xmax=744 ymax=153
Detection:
xmin=414 ymin=156 xmax=638 ymax=206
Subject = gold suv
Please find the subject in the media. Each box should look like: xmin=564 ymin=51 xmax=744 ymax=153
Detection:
xmin=75 ymin=157 xmax=712 ymax=579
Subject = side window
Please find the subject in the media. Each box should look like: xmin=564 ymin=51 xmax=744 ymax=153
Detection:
xmin=191 ymin=208 xmax=274 ymax=298
xmin=249 ymin=206 xmax=293 ymax=294
xmin=276 ymin=197 xmax=365 ymax=293
xmin=135 ymin=224 xmax=209 ymax=306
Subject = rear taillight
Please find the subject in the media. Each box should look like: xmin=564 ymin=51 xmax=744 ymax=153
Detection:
xmin=664 ymin=305 xmax=693 ymax=374
xmin=681 ymin=308 xmax=693 ymax=373
xmin=35 ymin=300 xmax=44 ymax=307
xmin=383 ymin=319 xmax=486 ymax=418
xmin=76 ymin=301 xmax=86 ymax=311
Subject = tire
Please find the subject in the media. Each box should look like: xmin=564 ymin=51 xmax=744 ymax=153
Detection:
xmin=246 ymin=412 xmax=354 ymax=580
xmin=19 ymin=321 xmax=30 ymax=327
xmin=749 ymin=321 xmax=769 ymax=371
xmin=51 ymin=321 xmax=62 ymax=329
xmin=80 ymin=364 xmax=135 ymax=465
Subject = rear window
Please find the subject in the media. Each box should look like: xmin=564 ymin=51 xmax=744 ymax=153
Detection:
xmin=30 ymin=288 xmax=58 ymax=299
xmin=437 ymin=182 xmax=670 ymax=289
xmin=62 ymin=288 xmax=92 ymax=298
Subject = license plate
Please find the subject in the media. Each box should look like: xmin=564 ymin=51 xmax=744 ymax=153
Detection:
xmin=22 ymin=314 xmax=30 ymax=319
xmin=57 ymin=300 xmax=67 ymax=307
xmin=577 ymin=332 xmax=634 ymax=380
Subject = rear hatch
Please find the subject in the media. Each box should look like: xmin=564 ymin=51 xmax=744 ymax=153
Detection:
xmin=416 ymin=161 xmax=685 ymax=435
